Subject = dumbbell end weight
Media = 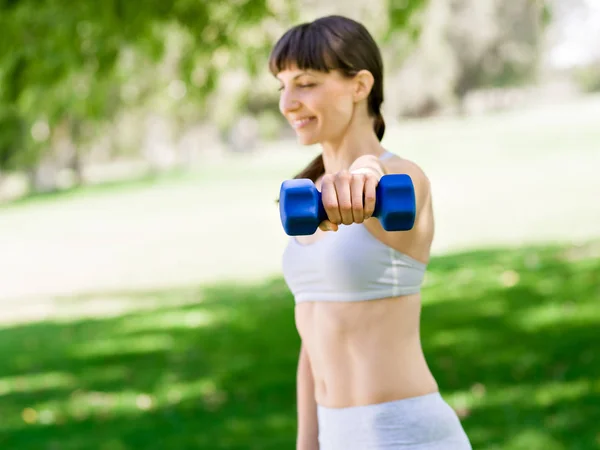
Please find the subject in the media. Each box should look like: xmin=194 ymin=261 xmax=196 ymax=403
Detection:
xmin=279 ymin=179 xmax=326 ymax=236
xmin=374 ymin=174 xmax=416 ymax=232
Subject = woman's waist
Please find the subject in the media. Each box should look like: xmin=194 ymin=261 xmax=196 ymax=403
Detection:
xmin=306 ymin=337 xmax=437 ymax=408
xmin=313 ymin=362 xmax=439 ymax=409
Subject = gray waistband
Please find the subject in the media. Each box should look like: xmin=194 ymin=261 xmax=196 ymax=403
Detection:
xmin=317 ymin=393 xmax=472 ymax=449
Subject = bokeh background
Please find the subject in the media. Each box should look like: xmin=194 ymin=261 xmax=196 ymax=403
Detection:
xmin=1 ymin=0 xmax=599 ymax=449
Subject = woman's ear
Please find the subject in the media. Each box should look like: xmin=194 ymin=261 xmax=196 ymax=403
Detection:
xmin=353 ymin=70 xmax=374 ymax=103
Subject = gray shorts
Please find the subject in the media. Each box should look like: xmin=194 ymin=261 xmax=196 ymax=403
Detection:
xmin=317 ymin=392 xmax=472 ymax=449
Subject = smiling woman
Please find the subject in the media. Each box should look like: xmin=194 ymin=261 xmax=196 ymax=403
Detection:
xmin=269 ymin=16 xmax=386 ymax=183
xmin=268 ymin=15 xmax=472 ymax=450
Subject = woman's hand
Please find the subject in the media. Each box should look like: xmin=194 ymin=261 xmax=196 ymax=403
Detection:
xmin=319 ymin=168 xmax=380 ymax=232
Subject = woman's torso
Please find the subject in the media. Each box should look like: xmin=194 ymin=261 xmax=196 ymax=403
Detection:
xmin=282 ymin=172 xmax=438 ymax=408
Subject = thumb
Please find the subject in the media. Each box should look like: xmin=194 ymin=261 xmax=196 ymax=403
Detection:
xmin=319 ymin=220 xmax=339 ymax=232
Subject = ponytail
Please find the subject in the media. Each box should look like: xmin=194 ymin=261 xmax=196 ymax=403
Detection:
xmin=374 ymin=112 xmax=385 ymax=142
xmin=293 ymin=152 xmax=325 ymax=183
xmin=275 ymin=152 xmax=325 ymax=204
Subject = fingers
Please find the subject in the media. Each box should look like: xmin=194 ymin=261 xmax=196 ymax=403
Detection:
xmin=319 ymin=170 xmax=378 ymax=232
xmin=334 ymin=172 xmax=354 ymax=225
xmin=350 ymin=173 xmax=366 ymax=223
xmin=363 ymin=174 xmax=378 ymax=219
xmin=321 ymin=174 xmax=341 ymax=227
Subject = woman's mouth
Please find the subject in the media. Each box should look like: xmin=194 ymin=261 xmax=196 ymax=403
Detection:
xmin=292 ymin=117 xmax=316 ymax=129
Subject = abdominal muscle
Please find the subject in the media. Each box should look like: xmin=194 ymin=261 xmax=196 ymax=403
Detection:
xmin=295 ymin=293 xmax=439 ymax=408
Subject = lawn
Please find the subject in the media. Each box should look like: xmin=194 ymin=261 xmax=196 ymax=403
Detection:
xmin=0 ymin=94 xmax=598 ymax=449
xmin=0 ymin=242 xmax=598 ymax=449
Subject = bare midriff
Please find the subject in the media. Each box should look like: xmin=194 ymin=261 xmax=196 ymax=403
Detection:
xmin=295 ymin=293 xmax=439 ymax=408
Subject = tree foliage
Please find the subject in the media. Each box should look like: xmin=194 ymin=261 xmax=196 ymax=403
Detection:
xmin=0 ymin=0 xmax=461 ymax=179
xmin=447 ymin=0 xmax=550 ymax=101
xmin=387 ymin=0 xmax=552 ymax=117
xmin=0 ymin=0 xmax=283 ymax=174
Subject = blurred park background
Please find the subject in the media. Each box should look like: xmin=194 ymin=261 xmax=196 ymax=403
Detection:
xmin=0 ymin=0 xmax=599 ymax=448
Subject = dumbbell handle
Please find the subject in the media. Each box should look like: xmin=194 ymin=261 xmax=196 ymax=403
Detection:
xmin=279 ymin=174 xmax=416 ymax=236
xmin=311 ymin=186 xmax=377 ymax=224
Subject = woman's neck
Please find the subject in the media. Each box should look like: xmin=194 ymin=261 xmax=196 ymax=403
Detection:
xmin=321 ymin=123 xmax=384 ymax=174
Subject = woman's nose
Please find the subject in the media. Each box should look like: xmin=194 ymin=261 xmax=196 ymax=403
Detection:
xmin=279 ymin=88 xmax=300 ymax=114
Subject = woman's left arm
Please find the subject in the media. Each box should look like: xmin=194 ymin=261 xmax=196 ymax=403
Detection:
xmin=349 ymin=154 xmax=431 ymax=222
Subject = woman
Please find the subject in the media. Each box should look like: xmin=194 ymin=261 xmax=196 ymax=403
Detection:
xmin=271 ymin=15 xmax=472 ymax=450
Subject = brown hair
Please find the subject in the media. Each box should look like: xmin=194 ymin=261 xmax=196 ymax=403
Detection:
xmin=269 ymin=15 xmax=386 ymax=183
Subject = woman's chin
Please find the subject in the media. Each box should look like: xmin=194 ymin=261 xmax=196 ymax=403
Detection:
xmin=296 ymin=132 xmax=320 ymax=146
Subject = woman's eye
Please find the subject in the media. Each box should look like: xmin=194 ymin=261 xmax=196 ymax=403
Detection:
xmin=277 ymin=83 xmax=315 ymax=92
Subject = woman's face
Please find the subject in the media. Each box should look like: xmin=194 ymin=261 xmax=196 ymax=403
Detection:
xmin=276 ymin=65 xmax=356 ymax=146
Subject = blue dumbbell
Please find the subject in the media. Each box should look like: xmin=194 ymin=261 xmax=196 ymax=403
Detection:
xmin=279 ymin=174 xmax=416 ymax=236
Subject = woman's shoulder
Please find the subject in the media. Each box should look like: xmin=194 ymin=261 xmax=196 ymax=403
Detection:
xmin=381 ymin=153 xmax=431 ymax=202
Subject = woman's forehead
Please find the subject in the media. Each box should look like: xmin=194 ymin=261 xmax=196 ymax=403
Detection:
xmin=276 ymin=66 xmax=339 ymax=82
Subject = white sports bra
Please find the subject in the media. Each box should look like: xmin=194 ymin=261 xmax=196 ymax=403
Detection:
xmin=281 ymin=151 xmax=427 ymax=304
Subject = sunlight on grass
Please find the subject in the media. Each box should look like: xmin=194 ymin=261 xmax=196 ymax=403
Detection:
xmin=71 ymin=333 xmax=177 ymax=359
xmin=0 ymin=372 xmax=77 ymax=396
xmin=423 ymin=264 xmax=538 ymax=302
xmin=16 ymin=377 xmax=235 ymax=431
xmin=32 ymin=389 xmax=162 ymax=422
xmin=533 ymin=379 xmax=593 ymax=407
xmin=0 ymin=291 xmax=206 ymax=328
xmin=514 ymin=301 xmax=600 ymax=330
xmin=116 ymin=308 xmax=221 ymax=334
xmin=152 ymin=377 xmax=230 ymax=410
xmin=446 ymin=378 xmax=594 ymax=412
xmin=429 ymin=328 xmax=487 ymax=348
xmin=0 ymin=241 xmax=597 ymax=449
xmin=504 ymin=430 xmax=566 ymax=450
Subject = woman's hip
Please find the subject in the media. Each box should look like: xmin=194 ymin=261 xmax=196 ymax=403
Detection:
xmin=316 ymin=391 xmax=472 ymax=450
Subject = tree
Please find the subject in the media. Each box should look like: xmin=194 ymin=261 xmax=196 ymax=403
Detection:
xmin=448 ymin=0 xmax=551 ymax=107
xmin=0 ymin=0 xmax=280 ymax=182
xmin=0 ymin=0 xmax=429 ymax=191
xmin=388 ymin=0 xmax=552 ymax=117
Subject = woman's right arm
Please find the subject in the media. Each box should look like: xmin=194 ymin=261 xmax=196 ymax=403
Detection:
xmin=297 ymin=343 xmax=319 ymax=450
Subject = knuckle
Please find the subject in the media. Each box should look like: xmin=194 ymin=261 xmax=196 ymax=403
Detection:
xmin=351 ymin=172 xmax=366 ymax=182
xmin=321 ymin=175 xmax=334 ymax=186
xmin=339 ymin=202 xmax=352 ymax=213
xmin=336 ymin=171 xmax=351 ymax=182
xmin=323 ymin=200 xmax=337 ymax=210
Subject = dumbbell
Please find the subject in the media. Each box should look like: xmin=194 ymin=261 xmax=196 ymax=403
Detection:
xmin=279 ymin=174 xmax=416 ymax=236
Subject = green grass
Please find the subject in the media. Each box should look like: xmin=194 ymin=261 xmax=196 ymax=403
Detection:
xmin=0 ymin=241 xmax=598 ymax=449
